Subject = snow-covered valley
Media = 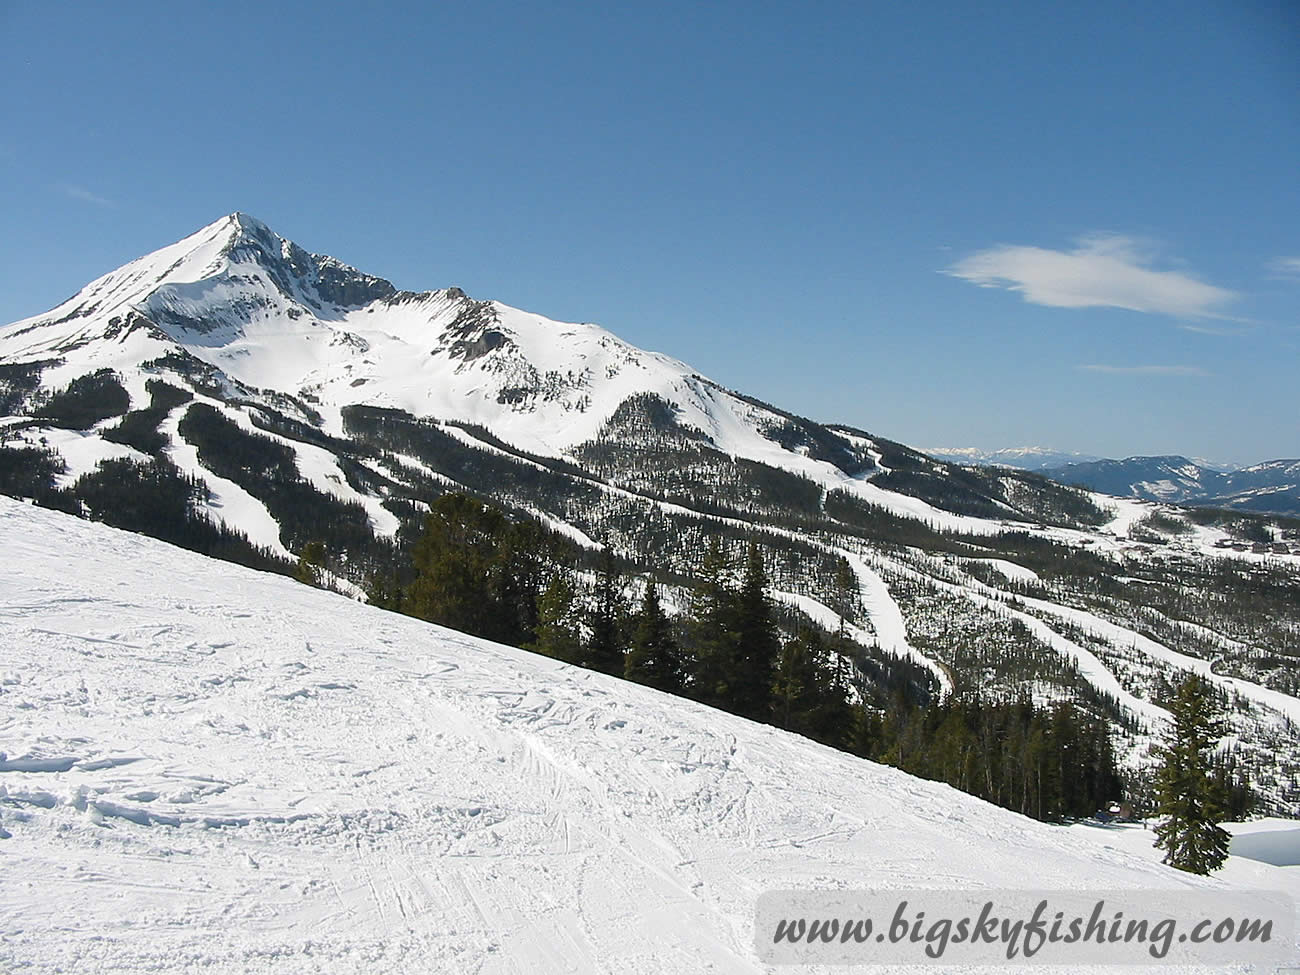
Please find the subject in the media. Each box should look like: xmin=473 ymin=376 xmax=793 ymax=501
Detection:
xmin=1 ymin=499 xmax=1296 ymax=973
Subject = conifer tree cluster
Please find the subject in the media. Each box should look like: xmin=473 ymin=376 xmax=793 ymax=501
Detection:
xmin=623 ymin=580 xmax=684 ymax=692
xmin=379 ymin=493 xmax=1133 ymax=824
xmin=859 ymin=696 xmax=1124 ymax=821
xmin=401 ymin=493 xmax=553 ymax=649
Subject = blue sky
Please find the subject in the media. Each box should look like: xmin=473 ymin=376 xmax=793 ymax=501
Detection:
xmin=2 ymin=0 xmax=1296 ymax=464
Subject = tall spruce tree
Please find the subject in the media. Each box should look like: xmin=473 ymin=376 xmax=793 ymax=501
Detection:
xmin=529 ymin=571 xmax=584 ymax=664
xmin=832 ymin=557 xmax=859 ymax=635
xmin=812 ymin=651 xmax=856 ymax=750
xmin=493 ymin=516 xmax=550 ymax=647
xmin=688 ymin=538 xmax=737 ymax=708
xmin=728 ymin=542 xmax=779 ymax=721
xmin=585 ymin=543 xmax=626 ymax=676
xmin=1153 ymin=674 xmax=1232 ymax=874
xmin=405 ymin=494 xmax=505 ymax=638
xmin=624 ymin=580 xmax=683 ymax=692
xmin=404 ymin=493 xmax=554 ymax=647
xmin=773 ymin=630 xmax=821 ymax=733
xmin=294 ymin=540 xmax=327 ymax=588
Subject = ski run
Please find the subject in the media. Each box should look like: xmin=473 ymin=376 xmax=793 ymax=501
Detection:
xmin=1 ymin=498 xmax=1296 ymax=973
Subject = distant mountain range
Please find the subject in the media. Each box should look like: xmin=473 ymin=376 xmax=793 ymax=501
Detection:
xmin=922 ymin=446 xmax=1106 ymax=471
xmin=925 ymin=448 xmax=1300 ymax=517
xmin=1046 ymin=456 xmax=1300 ymax=517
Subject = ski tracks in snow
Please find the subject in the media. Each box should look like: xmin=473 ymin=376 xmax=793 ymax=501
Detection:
xmin=3 ymin=499 xmax=1288 ymax=973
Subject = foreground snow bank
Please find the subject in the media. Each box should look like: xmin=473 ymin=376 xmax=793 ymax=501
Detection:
xmin=0 ymin=498 xmax=1293 ymax=973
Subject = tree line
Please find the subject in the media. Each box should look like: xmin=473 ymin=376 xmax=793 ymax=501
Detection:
xmin=364 ymin=492 xmax=1130 ymax=825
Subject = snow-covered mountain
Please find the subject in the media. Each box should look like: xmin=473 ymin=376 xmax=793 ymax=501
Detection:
xmin=921 ymin=446 xmax=1104 ymax=471
xmin=0 ymin=212 xmax=1131 ymax=565
xmin=1046 ymin=456 xmax=1300 ymax=517
xmin=0 ymin=211 xmax=869 ymax=471
xmin=1049 ymin=456 xmax=1220 ymax=501
xmin=924 ymin=450 xmax=1300 ymax=518
xmin=2 ymin=498 xmax=1295 ymax=973
xmin=3 ymin=214 xmax=1300 ymax=820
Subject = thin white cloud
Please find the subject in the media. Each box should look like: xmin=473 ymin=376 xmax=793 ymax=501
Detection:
xmin=946 ymin=233 xmax=1236 ymax=318
xmin=1078 ymin=364 xmax=1209 ymax=377
xmin=1178 ymin=322 xmax=1250 ymax=337
xmin=1268 ymin=256 xmax=1300 ymax=279
xmin=58 ymin=183 xmax=115 ymax=207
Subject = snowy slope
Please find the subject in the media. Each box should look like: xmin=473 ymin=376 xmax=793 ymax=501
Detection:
xmin=4 ymin=213 xmax=1299 ymax=829
xmin=0 ymin=214 xmax=837 ymax=466
xmin=2 ymin=499 xmax=1294 ymax=973
xmin=0 ymin=213 xmax=1026 ymax=531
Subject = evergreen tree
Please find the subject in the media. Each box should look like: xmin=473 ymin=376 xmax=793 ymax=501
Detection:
xmin=832 ymin=557 xmax=859 ymax=635
xmin=405 ymin=494 xmax=505 ymax=638
xmin=1212 ymin=752 xmax=1256 ymax=821
xmin=624 ymin=580 xmax=684 ymax=692
xmin=773 ymin=630 xmax=821 ymax=733
xmin=585 ymin=543 xmax=626 ymax=675
xmin=687 ymin=539 xmax=737 ymax=707
xmin=1153 ymin=674 xmax=1232 ymax=874
xmin=852 ymin=704 xmax=884 ymax=758
xmin=529 ymin=572 xmax=583 ymax=664
xmin=365 ymin=568 xmax=405 ymax=612
xmin=294 ymin=540 xmax=327 ymax=587
xmin=729 ymin=542 xmax=780 ymax=721
xmin=493 ymin=516 xmax=550 ymax=647
xmin=403 ymin=493 xmax=557 ymax=648
xmin=775 ymin=630 xmax=855 ymax=750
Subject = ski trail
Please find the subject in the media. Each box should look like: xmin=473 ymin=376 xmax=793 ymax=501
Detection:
xmin=440 ymin=423 xmax=954 ymax=699
xmin=877 ymin=552 xmax=1169 ymax=728
xmin=160 ymin=402 xmax=292 ymax=557
xmin=912 ymin=550 xmax=1300 ymax=728
xmin=840 ymin=551 xmax=953 ymax=699
xmin=1014 ymin=591 xmax=1300 ymax=726
xmin=2 ymin=497 xmax=1296 ymax=973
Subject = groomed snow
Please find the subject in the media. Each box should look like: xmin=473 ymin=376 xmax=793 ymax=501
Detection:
xmin=2 ymin=499 xmax=1293 ymax=973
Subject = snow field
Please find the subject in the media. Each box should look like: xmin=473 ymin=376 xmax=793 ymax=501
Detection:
xmin=4 ymin=499 xmax=1295 ymax=973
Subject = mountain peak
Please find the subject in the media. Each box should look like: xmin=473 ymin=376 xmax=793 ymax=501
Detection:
xmin=175 ymin=212 xmax=397 ymax=311
xmin=228 ymin=210 xmax=269 ymax=232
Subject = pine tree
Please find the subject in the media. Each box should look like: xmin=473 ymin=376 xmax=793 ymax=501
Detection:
xmin=1153 ymin=674 xmax=1231 ymax=874
xmin=493 ymin=516 xmax=550 ymax=647
xmin=403 ymin=493 xmax=556 ymax=648
xmin=364 ymin=568 xmax=404 ymax=612
xmin=585 ymin=543 xmax=626 ymax=676
xmin=687 ymin=538 xmax=737 ymax=708
xmin=528 ymin=572 xmax=584 ymax=664
xmin=728 ymin=542 xmax=780 ymax=721
xmin=832 ymin=557 xmax=859 ymax=634
xmin=852 ymin=704 xmax=883 ymax=758
xmin=294 ymin=540 xmax=327 ymax=587
xmin=405 ymin=494 xmax=504 ymax=637
xmin=773 ymin=630 xmax=820 ymax=732
xmin=805 ymin=638 xmax=856 ymax=750
xmin=624 ymin=580 xmax=683 ymax=692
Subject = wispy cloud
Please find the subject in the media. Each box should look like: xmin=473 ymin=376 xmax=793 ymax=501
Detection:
xmin=1178 ymin=322 xmax=1251 ymax=337
xmin=1268 ymin=256 xmax=1300 ymax=279
xmin=946 ymin=233 xmax=1236 ymax=318
xmin=58 ymin=183 xmax=116 ymax=207
xmin=1078 ymin=364 xmax=1209 ymax=377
